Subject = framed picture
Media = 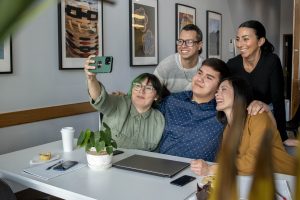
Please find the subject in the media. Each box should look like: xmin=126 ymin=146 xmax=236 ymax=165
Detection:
xmin=58 ymin=0 xmax=103 ymax=69
xmin=129 ymin=0 xmax=158 ymax=66
xmin=0 ymin=37 xmax=12 ymax=74
xmin=206 ymin=11 xmax=222 ymax=59
xmin=175 ymin=4 xmax=196 ymax=41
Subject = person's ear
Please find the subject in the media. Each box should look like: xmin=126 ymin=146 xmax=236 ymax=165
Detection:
xmin=198 ymin=41 xmax=203 ymax=50
xmin=258 ymin=37 xmax=265 ymax=47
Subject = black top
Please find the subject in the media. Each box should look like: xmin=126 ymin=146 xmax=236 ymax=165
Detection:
xmin=227 ymin=53 xmax=287 ymax=141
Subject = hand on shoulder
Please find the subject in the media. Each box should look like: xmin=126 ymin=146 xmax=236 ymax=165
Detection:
xmin=247 ymin=100 xmax=270 ymax=116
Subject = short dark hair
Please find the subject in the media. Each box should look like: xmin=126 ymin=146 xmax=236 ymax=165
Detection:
xmin=239 ymin=20 xmax=274 ymax=54
xmin=181 ymin=24 xmax=203 ymax=42
xmin=128 ymin=73 xmax=162 ymax=106
xmin=181 ymin=24 xmax=203 ymax=54
xmin=201 ymin=58 xmax=230 ymax=82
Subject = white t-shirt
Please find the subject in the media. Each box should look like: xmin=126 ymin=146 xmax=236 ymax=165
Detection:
xmin=153 ymin=53 xmax=204 ymax=93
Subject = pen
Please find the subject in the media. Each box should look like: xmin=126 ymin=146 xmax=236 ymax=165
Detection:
xmin=46 ymin=160 xmax=63 ymax=170
xmin=275 ymin=191 xmax=287 ymax=200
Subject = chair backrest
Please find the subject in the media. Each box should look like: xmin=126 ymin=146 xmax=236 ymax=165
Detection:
xmin=0 ymin=179 xmax=17 ymax=200
xmin=99 ymin=112 xmax=103 ymax=130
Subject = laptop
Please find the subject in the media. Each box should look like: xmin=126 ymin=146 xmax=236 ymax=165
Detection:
xmin=112 ymin=154 xmax=190 ymax=177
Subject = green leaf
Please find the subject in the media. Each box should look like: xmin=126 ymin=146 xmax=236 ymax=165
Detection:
xmin=94 ymin=131 xmax=101 ymax=143
xmin=90 ymin=132 xmax=95 ymax=147
xmin=83 ymin=129 xmax=91 ymax=147
xmin=0 ymin=0 xmax=55 ymax=42
xmin=111 ymin=140 xmax=117 ymax=148
xmin=77 ymin=131 xmax=86 ymax=146
xmin=86 ymin=142 xmax=93 ymax=152
xmin=77 ymin=123 xmax=117 ymax=153
xmin=106 ymin=146 xmax=113 ymax=155
xmin=95 ymin=141 xmax=105 ymax=153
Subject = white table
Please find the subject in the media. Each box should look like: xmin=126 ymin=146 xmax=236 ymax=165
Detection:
xmin=0 ymin=141 xmax=197 ymax=200
xmin=0 ymin=141 xmax=296 ymax=200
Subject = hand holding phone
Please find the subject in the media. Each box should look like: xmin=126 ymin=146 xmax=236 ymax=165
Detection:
xmin=89 ymin=56 xmax=113 ymax=73
xmin=170 ymin=175 xmax=196 ymax=187
xmin=53 ymin=161 xmax=78 ymax=171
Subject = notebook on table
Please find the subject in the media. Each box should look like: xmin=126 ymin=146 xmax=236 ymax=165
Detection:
xmin=112 ymin=154 xmax=190 ymax=177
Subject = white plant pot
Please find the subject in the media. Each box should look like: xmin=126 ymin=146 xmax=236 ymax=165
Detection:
xmin=86 ymin=147 xmax=113 ymax=170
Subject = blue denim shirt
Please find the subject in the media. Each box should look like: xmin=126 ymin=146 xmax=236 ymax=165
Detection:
xmin=158 ymin=91 xmax=223 ymax=162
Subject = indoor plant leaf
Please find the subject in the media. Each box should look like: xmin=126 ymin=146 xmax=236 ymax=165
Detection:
xmin=95 ymin=141 xmax=105 ymax=153
xmin=106 ymin=146 xmax=113 ymax=155
xmin=77 ymin=130 xmax=86 ymax=147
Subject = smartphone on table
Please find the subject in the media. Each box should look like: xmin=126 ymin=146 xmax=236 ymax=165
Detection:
xmin=170 ymin=175 xmax=196 ymax=187
xmin=53 ymin=161 xmax=78 ymax=171
xmin=88 ymin=56 xmax=113 ymax=73
xmin=113 ymin=150 xmax=124 ymax=156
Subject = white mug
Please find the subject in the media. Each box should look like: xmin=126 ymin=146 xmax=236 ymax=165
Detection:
xmin=61 ymin=127 xmax=75 ymax=152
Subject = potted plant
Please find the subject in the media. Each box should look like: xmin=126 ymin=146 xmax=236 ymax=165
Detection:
xmin=77 ymin=123 xmax=117 ymax=170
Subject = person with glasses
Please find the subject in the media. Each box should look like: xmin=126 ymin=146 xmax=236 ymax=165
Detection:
xmin=153 ymin=24 xmax=204 ymax=94
xmin=84 ymin=56 xmax=165 ymax=151
xmin=158 ymin=58 xmax=230 ymax=161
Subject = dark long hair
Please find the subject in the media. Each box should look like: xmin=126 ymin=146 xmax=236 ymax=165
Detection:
xmin=128 ymin=73 xmax=162 ymax=107
xmin=217 ymin=76 xmax=253 ymax=126
xmin=239 ymin=20 xmax=274 ymax=55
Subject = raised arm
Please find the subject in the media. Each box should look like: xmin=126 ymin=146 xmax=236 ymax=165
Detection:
xmin=84 ymin=55 xmax=102 ymax=100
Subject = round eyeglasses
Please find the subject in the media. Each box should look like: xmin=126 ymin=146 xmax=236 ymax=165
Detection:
xmin=132 ymin=82 xmax=155 ymax=93
xmin=176 ymin=39 xmax=200 ymax=47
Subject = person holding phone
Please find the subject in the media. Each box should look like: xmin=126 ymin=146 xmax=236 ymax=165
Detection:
xmin=84 ymin=56 xmax=165 ymax=151
xmin=191 ymin=77 xmax=296 ymax=176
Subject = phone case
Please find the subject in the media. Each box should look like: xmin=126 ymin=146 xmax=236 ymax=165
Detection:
xmin=53 ymin=161 xmax=78 ymax=171
xmin=89 ymin=56 xmax=113 ymax=73
xmin=170 ymin=175 xmax=196 ymax=186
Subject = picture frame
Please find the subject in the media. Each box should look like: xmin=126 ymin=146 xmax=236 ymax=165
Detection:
xmin=0 ymin=37 xmax=12 ymax=74
xmin=206 ymin=11 xmax=222 ymax=59
xmin=58 ymin=0 xmax=103 ymax=70
xmin=129 ymin=0 xmax=158 ymax=66
xmin=175 ymin=4 xmax=196 ymax=41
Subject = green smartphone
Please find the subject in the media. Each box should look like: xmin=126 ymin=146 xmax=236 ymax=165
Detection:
xmin=89 ymin=56 xmax=113 ymax=73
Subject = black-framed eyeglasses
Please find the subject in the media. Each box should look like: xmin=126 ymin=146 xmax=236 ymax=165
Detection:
xmin=176 ymin=39 xmax=200 ymax=47
xmin=132 ymin=82 xmax=155 ymax=93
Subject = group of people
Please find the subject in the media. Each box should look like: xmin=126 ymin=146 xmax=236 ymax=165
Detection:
xmin=84 ymin=20 xmax=297 ymax=176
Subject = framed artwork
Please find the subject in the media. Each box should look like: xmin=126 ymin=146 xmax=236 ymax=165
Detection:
xmin=0 ymin=37 xmax=12 ymax=74
xmin=129 ymin=0 xmax=158 ymax=66
xmin=206 ymin=11 xmax=222 ymax=59
xmin=58 ymin=0 xmax=103 ymax=69
xmin=175 ymin=4 xmax=196 ymax=41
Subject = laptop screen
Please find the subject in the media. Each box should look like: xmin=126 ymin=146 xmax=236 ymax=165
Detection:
xmin=113 ymin=154 xmax=190 ymax=177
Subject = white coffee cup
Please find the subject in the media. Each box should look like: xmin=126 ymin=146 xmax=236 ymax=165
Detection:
xmin=61 ymin=127 xmax=75 ymax=152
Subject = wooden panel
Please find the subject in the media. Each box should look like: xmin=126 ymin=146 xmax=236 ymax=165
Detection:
xmin=291 ymin=0 xmax=300 ymax=116
xmin=0 ymin=102 xmax=96 ymax=128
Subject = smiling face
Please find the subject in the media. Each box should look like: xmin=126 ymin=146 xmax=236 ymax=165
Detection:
xmin=131 ymin=78 xmax=158 ymax=113
xmin=191 ymin=65 xmax=220 ymax=103
xmin=177 ymin=30 xmax=202 ymax=60
xmin=215 ymin=80 xmax=234 ymax=114
xmin=235 ymin=27 xmax=265 ymax=60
